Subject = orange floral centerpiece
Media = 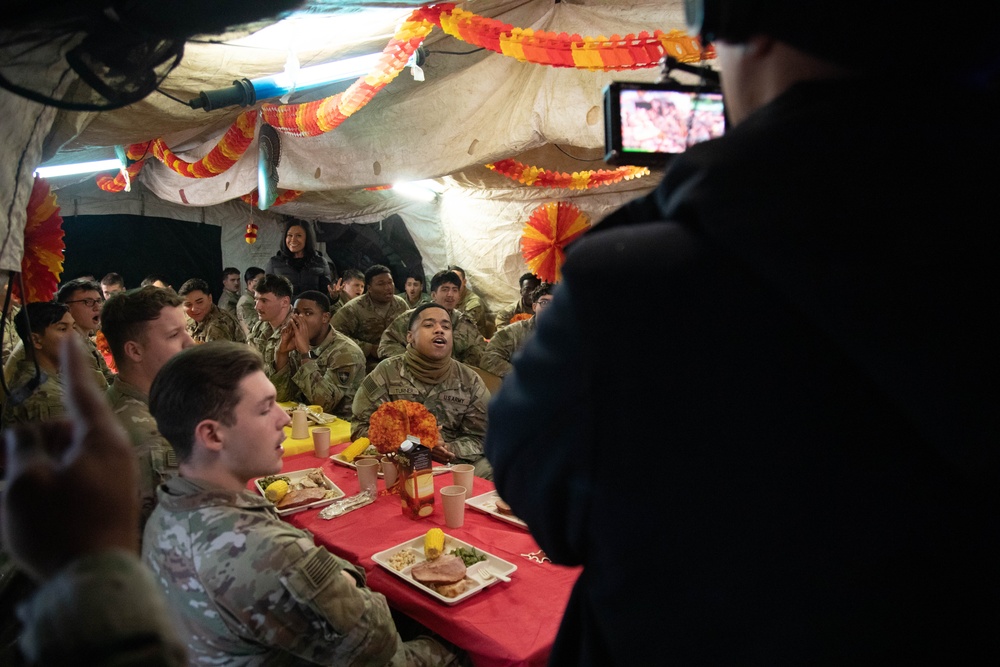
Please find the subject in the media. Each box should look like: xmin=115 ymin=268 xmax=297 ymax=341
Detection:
xmin=368 ymin=400 xmax=439 ymax=453
xmin=510 ymin=313 xmax=533 ymax=324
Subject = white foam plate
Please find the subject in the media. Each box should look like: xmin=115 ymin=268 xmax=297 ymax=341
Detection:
xmin=372 ymin=533 xmax=517 ymax=605
xmin=252 ymin=468 xmax=345 ymax=516
xmin=465 ymin=490 xmax=528 ymax=529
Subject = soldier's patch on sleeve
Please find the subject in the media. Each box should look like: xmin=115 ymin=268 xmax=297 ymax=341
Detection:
xmin=361 ymin=375 xmax=379 ymax=397
xmin=338 ymin=371 xmax=351 ymax=384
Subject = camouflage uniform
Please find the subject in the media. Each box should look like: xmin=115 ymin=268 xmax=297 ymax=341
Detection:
xmin=331 ymin=294 xmax=409 ymax=373
xmin=217 ymin=289 xmax=240 ymax=315
xmin=1 ymin=358 xmax=65 ymax=425
xmin=186 ymin=304 xmax=246 ymax=344
xmin=272 ymin=327 xmax=366 ymax=419
xmin=327 ymin=293 xmax=355 ymax=317
xmin=83 ymin=331 xmax=114 ymax=385
xmin=494 ymin=299 xmax=532 ymax=331
xmin=107 ymin=377 xmax=179 ymax=534
xmin=246 ymin=313 xmax=290 ymax=378
xmin=1 ymin=306 xmax=18 ymax=367
xmin=143 ymin=476 xmax=456 ymax=666
xmin=235 ymin=291 xmax=259 ymax=335
xmin=456 ymin=291 xmax=487 ymax=338
xmin=400 ymin=291 xmax=431 ymax=309
xmin=352 ymin=356 xmax=492 ymax=479
xmin=479 ymin=317 xmax=536 ymax=378
xmin=378 ymin=308 xmax=485 ymax=367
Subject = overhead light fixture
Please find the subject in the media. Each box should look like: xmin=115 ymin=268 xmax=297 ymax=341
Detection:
xmin=33 ymin=158 xmax=123 ymax=178
xmin=392 ymin=180 xmax=443 ymax=202
xmin=188 ymin=52 xmax=383 ymax=111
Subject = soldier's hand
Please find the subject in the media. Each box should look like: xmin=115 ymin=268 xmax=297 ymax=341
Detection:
xmin=290 ymin=316 xmax=311 ymax=354
xmin=328 ymin=278 xmax=344 ymax=298
xmin=1 ymin=337 xmax=139 ymax=581
xmin=431 ymin=441 xmax=456 ymax=464
xmin=278 ymin=321 xmax=296 ymax=353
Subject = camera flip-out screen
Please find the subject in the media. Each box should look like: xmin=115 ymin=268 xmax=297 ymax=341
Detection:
xmin=604 ymin=81 xmax=725 ymax=167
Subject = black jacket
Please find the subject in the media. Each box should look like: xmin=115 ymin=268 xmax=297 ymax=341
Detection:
xmin=486 ymin=78 xmax=999 ymax=665
xmin=265 ymin=251 xmax=332 ymax=295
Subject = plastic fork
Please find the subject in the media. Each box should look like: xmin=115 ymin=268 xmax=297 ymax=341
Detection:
xmin=477 ymin=564 xmax=511 ymax=583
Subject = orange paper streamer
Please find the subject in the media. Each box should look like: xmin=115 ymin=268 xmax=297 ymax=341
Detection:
xmin=488 ymin=158 xmax=650 ymax=190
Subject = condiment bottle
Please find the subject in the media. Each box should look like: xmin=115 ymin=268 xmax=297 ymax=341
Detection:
xmin=397 ymin=435 xmax=434 ymax=519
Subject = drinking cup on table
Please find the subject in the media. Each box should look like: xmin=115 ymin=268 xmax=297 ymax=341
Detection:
xmin=291 ymin=408 xmax=309 ymax=439
xmin=382 ymin=459 xmax=398 ymax=488
xmin=451 ymin=463 xmax=475 ymax=494
xmin=440 ymin=485 xmax=467 ymax=528
xmin=312 ymin=427 xmax=331 ymax=458
xmin=356 ymin=458 xmax=380 ymax=494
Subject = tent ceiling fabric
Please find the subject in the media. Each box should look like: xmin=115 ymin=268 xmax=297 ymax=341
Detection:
xmin=4 ymin=1 xmax=695 ymax=306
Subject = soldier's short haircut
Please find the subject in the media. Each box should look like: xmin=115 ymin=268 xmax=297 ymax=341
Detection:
xmin=405 ymin=270 xmax=424 ymax=285
xmin=364 ymin=264 xmax=392 ymax=286
xmin=149 ymin=342 xmax=264 ymax=462
xmin=341 ymin=268 xmax=364 ymax=283
xmin=295 ymin=290 xmax=330 ymax=311
xmin=101 ymin=272 xmax=125 ymax=288
xmin=446 ymin=265 xmax=466 ymax=280
xmin=407 ymin=303 xmax=449 ymax=331
xmin=519 ymin=272 xmax=538 ymax=285
xmin=222 ymin=267 xmax=240 ymax=279
xmin=14 ymin=302 xmax=70 ymax=346
xmin=244 ymin=266 xmax=265 ymax=284
xmin=178 ymin=278 xmax=211 ymax=297
xmin=430 ymin=270 xmax=462 ymax=293
xmin=101 ymin=286 xmax=183 ymax=366
xmin=531 ymin=282 xmax=555 ymax=302
xmin=140 ymin=274 xmax=170 ymax=288
xmin=55 ymin=278 xmax=102 ymax=302
xmin=254 ymin=274 xmax=293 ymax=299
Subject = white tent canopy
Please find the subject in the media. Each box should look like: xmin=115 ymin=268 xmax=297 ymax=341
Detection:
xmin=2 ymin=1 xmax=701 ymax=309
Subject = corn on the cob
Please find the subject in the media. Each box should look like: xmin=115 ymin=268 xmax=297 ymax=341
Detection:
xmin=341 ymin=437 xmax=371 ymax=462
xmin=264 ymin=480 xmax=289 ymax=502
xmin=424 ymin=528 xmax=444 ymax=560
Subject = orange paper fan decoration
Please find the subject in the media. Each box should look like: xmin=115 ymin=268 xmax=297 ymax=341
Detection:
xmin=368 ymin=400 xmax=439 ymax=454
xmin=521 ymin=201 xmax=590 ymax=283
xmin=510 ymin=313 xmax=532 ymax=324
xmin=14 ymin=177 xmax=65 ymax=302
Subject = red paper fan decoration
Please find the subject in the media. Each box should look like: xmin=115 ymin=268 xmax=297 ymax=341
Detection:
xmin=520 ymin=201 xmax=590 ymax=283
xmin=14 ymin=177 xmax=65 ymax=302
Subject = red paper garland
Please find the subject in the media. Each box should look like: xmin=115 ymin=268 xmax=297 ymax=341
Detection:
xmin=15 ymin=177 xmax=65 ymax=302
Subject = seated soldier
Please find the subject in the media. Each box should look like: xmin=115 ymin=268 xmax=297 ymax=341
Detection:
xmin=56 ymin=278 xmax=114 ymax=385
xmin=400 ymin=271 xmax=431 ymax=309
xmin=353 ymin=303 xmax=492 ymax=479
xmin=272 ymin=290 xmax=366 ymax=420
xmin=144 ymin=342 xmax=459 ymax=665
xmin=327 ymin=268 xmax=365 ymax=316
xmin=178 ymin=278 xmax=245 ymax=344
xmin=217 ymin=267 xmax=241 ymax=315
xmin=378 ymin=270 xmax=485 ymax=367
xmin=236 ymin=266 xmax=264 ymax=335
xmin=447 ymin=265 xmax=488 ymax=338
xmin=494 ymin=272 xmax=541 ymax=331
xmin=247 ymin=274 xmax=294 ymax=377
xmin=101 ymin=286 xmax=195 ymax=535
xmin=480 ymin=282 xmax=553 ymax=378
xmin=100 ymin=272 xmax=127 ymax=300
xmin=331 ymin=264 xmax=408 ymax=373
xmin=2 ymin=302 xmax=77 ymax=425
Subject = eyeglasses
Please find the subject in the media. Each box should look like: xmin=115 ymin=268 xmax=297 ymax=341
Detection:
xmin=534 ymin=299 xmax=553 ymax=308
xmin=64 ymin=298 xmax=104 ymax=308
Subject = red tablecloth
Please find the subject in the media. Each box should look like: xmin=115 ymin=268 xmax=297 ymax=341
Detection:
xmin=269 ymin=447 xmax=579 ymax=667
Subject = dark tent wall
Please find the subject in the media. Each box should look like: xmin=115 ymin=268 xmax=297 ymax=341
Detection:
xmin=318 ymin=214 xmax=425 ymax=289
xmin=62 ymin=215 xmax=223 ymax=300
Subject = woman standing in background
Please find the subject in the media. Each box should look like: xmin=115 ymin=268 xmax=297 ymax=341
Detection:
xmin=265 ymin=219 xmax=332 ymax=295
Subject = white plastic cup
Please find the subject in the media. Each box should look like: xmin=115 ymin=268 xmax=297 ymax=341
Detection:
xmin=451 ymin=463 xmax=475 ymax=495
xmin=382 ymin=459 xmax=398 ymax=488
xmin=440 ymin=485 xmax=466 ymax=528
xmin=312 ymin=427 xmax=331 ymax=458
xmin=356 ymin=458 xmax=379 ymax=494
xmin=291 ymin=409 xmax=309 ymax=439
